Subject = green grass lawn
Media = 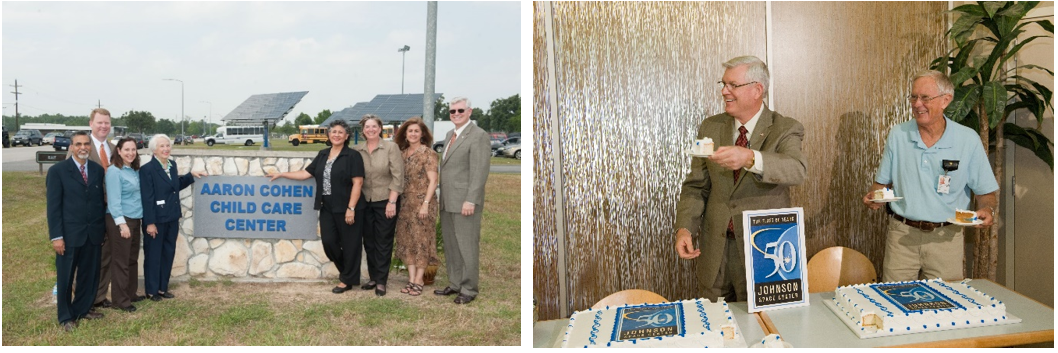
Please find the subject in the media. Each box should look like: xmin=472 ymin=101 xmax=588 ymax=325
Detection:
xmin=1 ymin=172 xmax=521 ymax=345
xmin=174 ymin=141 xmax=521 ymax=165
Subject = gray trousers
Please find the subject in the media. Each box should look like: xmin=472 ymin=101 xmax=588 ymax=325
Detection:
xmin=440 ymin=206 xmax=483 ymax=297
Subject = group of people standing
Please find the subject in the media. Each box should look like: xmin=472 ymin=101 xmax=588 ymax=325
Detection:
xmin=47 ymin=108 xmax=204 ymax=331
xmin=49 ymin=96 xmax=492 ymax=332
xmin=268 ymin=96 xmax=490 ymax=305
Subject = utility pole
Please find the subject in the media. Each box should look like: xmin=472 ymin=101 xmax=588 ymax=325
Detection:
xmin=10 ymin=80 xmax=22 ymax=131
xmin=97 ymin=100 xmax=102 ymax=108
xmin=423 ymin=2 xmax=438 ymax=131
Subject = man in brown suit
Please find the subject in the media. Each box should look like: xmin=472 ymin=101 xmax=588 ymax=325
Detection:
xmin=68 ymin=108 xmax=118 ymax=309
xmin=674 ymin=56 xmax=807 ymax=302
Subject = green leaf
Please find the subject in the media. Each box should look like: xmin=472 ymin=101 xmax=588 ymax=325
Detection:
xmin=1028 ymin=81 xmax=1053 ymax=112
xmin=995 ymin=2 xmax=1029 ymax=36
xmin=1035 ymin=19 xmax=1054 ymax=33
xmin=1004 ymin=64 xmax=1056 ymax=77
xmin=952 ymin=38 xmax=985 ymax=72
xmin=946 ymin=84 xmax=980 ymax=122
xmin=982 ymin=1 xmax=1006 ymax=18
xmin=981 ymin=81 xmax=1008 ymax=128
xmin=951 ymin=4 xmax=987 ymax=17
xmin=950 ymin=13 xmax=985 ymax=44
xmin=955 ymin=110 xmax=982 ymax=131
xmin=1004 ymin=123 xmax=1054 ymax=170
xmin=949 ymin=65 xmax=980 ymax=86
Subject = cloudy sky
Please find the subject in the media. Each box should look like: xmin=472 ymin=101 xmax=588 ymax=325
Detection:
xmin=2 ymin=1 xmax=520 ymax=125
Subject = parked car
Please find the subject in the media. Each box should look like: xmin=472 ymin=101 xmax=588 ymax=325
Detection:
xmin=501 ymin=143 xmax=521 ymax=160
xmin=42 ymin=132 xmax=62 ymax=145
xmin=127 ymin=133 xmax=148 ymax=149
xmin=2 ymin=126 xmax=9 ymax=148
xmin=174 ymin=135 xmax=193 ymax=145
xmin=53 ymin=130 xmax=78 ymax=151
xmin=491 ymin=136 xmax=521 ymax=156
xmin=12 ymin=129 xmax=43 ymax=146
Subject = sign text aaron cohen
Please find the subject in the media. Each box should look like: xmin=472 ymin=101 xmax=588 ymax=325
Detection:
xmin=192 ymin=176 xmax=318 ymax=240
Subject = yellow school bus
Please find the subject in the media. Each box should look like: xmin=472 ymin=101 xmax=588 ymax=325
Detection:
xmin=288 ymin=125 xmax=328 ymax=146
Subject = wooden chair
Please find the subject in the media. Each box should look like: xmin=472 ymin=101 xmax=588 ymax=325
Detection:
xmin=807 ymin=246 xmax=878 ymax=293
xmin=591 ymin=289 xmax=668 ymax=309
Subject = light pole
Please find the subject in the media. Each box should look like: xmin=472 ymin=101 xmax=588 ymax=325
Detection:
xmin=398 ymin=45 xmax=410 ymax=94
xmin=163 ymin=78 xmax=184 ymax=137
xmin=201 ymin=100 xmax=211 ymax=137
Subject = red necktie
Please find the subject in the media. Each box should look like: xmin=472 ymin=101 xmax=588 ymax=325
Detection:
xmin=444 ymin=132 xmax=457 ymax=160
xmin=80 ymin=164 xmax=88 ymax=184
xmin=728 ymin=125 xmax=750 ymax=238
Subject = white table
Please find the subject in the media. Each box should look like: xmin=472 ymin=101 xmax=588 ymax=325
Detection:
xmin=758 ymin=279 xmax=1054 ymax=347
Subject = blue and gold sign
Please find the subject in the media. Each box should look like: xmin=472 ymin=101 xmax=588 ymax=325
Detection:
xmin=743 ymin=208 xmax=809 ymax=312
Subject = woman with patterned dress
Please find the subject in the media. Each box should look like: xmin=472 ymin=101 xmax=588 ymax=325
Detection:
xmin=393 ymin=117 xmax=439 ymax=296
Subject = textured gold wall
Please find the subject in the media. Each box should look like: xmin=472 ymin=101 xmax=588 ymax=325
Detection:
xmin=534 ymin=1 xmax=767 ymax=319
xmin=533 ymin=1 xmax=948 ymax=321
xmin=772 ymin=1 xmax=948 ymax=271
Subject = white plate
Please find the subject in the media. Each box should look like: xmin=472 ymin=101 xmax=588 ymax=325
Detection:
xmin=870 ymin=197 xmax=903 ymax=203
xmin=948 ymin=217 xmax=984 ymax=226
xmin=683 ymin=150 xmax=713 ymax=158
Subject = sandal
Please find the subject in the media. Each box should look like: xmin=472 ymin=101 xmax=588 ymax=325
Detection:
xmin=407 ymin=283 xmax=423 ymax=296
xmin=400 ymin=282 xmax=414 ymax=294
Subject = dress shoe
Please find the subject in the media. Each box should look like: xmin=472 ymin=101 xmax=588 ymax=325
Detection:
xmin=93 ymin=299 xmax=112 ymax=308
xmin=360 ymin=281 xmax=377 ymax=290
xmin=116 ymin=305 xmax=137 ymax=313
xmin=131 ymin=295 xmax=147 ymax=303
xmin=83 ymin=311 xmax=105 ymax=320
xmin=62 ymin=321 xmax=78 ymax=332
xmin=454 ymin=294 xmax=476 ymax=304
xmin=433 ymin=287 xmax=459 ymax=296
xmin=332 ymin=285 xmax=351 ymax=294
xmin=375 ymin=285 xmax=387 ymax=297
xmin=159 ymin=292 xmax=175 ymax=299
xmin=150 ymin=294 xmax=163 ymax=302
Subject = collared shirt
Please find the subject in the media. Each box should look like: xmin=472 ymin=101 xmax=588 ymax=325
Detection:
xmin=734 ymin=103 xmax=765 ymax=174
xmin=106 ymin=164 xmax=143 ymax=225
xmin=444 ymin=121 xmax=473 ymax=160
xmin=92 ymin=134 xmax=111 ymax=162
xmin=875 ymin=117 xmax=999 ymax=222
xmin=352 ymin=139 xmax=404 ymax=202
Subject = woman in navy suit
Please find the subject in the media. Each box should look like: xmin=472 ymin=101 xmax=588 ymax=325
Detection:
xmin=140 ymin=134 xmax=206 ymax=301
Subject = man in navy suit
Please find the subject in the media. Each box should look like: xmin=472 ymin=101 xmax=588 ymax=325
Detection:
xmin=47 ymin=132 xmax=106 ymax=331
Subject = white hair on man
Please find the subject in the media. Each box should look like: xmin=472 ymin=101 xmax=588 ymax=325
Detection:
xmin=148 ymin=134 xmax=171 ymax=152
xmin=723 ymin=56 xmax=770 ymax=97
xmin=449 ymin=96 xmax=471 ymax=109
xmin=912 ymin=70 xmax=954 ymax=96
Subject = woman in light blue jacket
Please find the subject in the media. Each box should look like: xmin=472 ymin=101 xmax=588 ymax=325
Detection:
xmin=105 ymin=137 xmax=144 ymax=312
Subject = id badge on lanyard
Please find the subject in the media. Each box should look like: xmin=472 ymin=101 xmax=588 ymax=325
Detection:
xmin=938 ymin=159 xmax=959 ymax=194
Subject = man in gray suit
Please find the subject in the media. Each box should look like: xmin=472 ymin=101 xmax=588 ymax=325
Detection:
xmin=68 ymin=108 xmax=119 ymax=309
xmin=674 ymin=56 xmax=807 ymax=302
xmin=433 ymin=96 xmax=491 ymax=304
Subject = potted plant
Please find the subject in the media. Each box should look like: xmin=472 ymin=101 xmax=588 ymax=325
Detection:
xmin=929 ymin=1 xmax=1053 ymax=280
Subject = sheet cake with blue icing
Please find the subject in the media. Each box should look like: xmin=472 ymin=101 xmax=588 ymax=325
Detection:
xmin=561 ymin=298 xmax=747 ymax=348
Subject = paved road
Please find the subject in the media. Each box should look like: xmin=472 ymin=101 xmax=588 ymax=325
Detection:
xmin=2 ymin=145 xmax=522 ymax=174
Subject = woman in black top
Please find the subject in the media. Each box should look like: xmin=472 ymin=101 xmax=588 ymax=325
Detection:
xmin=268 ymin=120 xmax=366 ymax=293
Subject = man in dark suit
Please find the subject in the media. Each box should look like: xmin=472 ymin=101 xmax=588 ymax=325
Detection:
xmin=48 ymin=131 xmax=106 ymax=331
xmin=67 ymin=108 xmax=118 ymax=309
xmin=433 ymin=97 xmax=491 ymax=305
xmin=674 ymin=56 xmax=807 ymax=302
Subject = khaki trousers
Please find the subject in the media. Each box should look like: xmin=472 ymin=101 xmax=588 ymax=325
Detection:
xmin=882 ymin=218 xmax=964 ymax=282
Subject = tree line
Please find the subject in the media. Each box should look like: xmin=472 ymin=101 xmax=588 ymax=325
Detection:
xmin=4 ymin=93 xmax=520 ymax=137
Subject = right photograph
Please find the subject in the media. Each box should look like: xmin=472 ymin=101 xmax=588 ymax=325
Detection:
xmin=532 ymin=1 xmax=1054 ymax=348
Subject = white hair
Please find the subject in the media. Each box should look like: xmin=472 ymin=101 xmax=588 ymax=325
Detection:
xmin=912 ymin=70 xmax=954 ymax=96
xmin=449 ymin=96 xmax=471 ymax=109
xmin=723 ymin=56 xmax=770 ymax=97
xmin=148 ymin=134 xmax=171 ymax=152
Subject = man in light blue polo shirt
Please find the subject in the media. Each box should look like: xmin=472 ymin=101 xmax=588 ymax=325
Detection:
xmin=862 ymin=70 xmax=998 ymax=282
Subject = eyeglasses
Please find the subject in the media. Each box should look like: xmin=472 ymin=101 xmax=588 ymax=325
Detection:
xmin=449 ymin=109 xmax=466 ymax=114
xmin=907 ymin=94 xmax=945 ymax=103
xmin=717 ymin=81 xmax=758 ymax=91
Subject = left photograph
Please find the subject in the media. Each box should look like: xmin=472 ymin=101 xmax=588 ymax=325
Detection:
xmin=2 ymin=1 xmax=521 ymax=345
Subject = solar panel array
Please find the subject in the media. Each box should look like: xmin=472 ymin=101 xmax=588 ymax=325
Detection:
xmin=222 ymin=91 xmax=309 ymax=124
xmin=321 ymin=93 xmax=443 ymax=126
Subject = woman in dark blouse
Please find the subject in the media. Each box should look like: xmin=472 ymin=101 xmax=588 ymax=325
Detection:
xmin=268 ymin=120 xmax=366 ymax=293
